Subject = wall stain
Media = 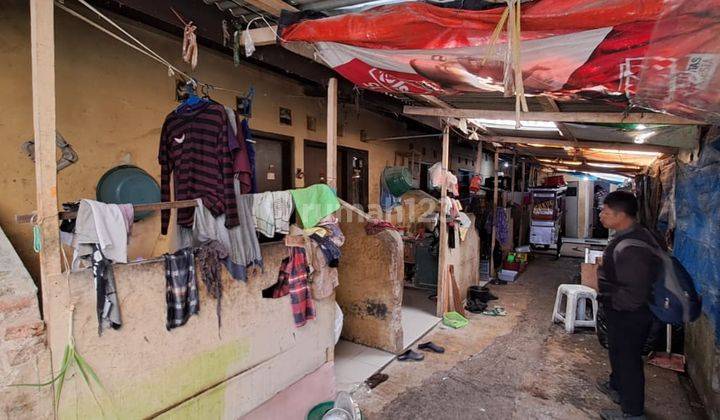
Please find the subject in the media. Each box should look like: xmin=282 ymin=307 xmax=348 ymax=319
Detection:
xmin=364 ymin=300 xmax=388 ymax=319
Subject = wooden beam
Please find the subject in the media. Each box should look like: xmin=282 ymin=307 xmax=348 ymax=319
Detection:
xmin=510 ymin=152 xmax=516 ymax=201
xmin=521 ymin=162 xmax=526 ymax=193
xmin=542 ymin=164 xmax=636 ymax=177
xmin=437 ymin=123 xmax=450 ymax=317
xmin=243 ymin=0 xmax=297 ymax=17
xmin=30 ymin=1 xmax=61 ymax=280
xmin=488 ymin=135 xmax=677 ymax=154
xmin=474 ymin=139 xmax=483 ymax=175
xmin=403 ymin=106 xmax=703 ymax=125
xmin=326 ymin=78 xmax=338 ymax=190
xmin=490 ymin=150 xmax=500 ymax=279
xmin=363 ymin=133 xmax=443 ymax=143
xmin=246 ymin=26 xmax=277 ymax=46
xmin=538 ymin=96 xmax=577 ymax=142
xmin=16 ymin=200 xmax=198 ymax=224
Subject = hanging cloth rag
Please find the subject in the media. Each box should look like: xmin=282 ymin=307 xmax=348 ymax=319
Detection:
xmin=290 ymin=184 xmax=341 ymax=229
xmin=457 ymin=212 xmax=472 ymax=242
xmin=196 ymin=240 xmax=227 ymax=331
xmin=272 ymin=190 xmax=294 ymax=235
xmin=262 ymin=247 xmax=316 ymax=327
xmin=165 ymin=247 xmax=200 ymax=330
xmin=365 ymin=219 xmax=400 ymax=235
xmin=72 ymin=199 xmax=129 ymax=270
xmin=182 ymin=22 xmax=198 ymax=69
xmin=253 ymin=192 xmax=276 ymax=238
xmin=91 ymin=245 xmax=121 ymax=335
xmin=240 ymin=119 xmax=258 ymax=193
xmin=310 ymin=234 xmax=341 ymax=268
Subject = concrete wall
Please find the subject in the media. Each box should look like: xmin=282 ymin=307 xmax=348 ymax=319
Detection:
xmin=337 ymin=209 xmax=404 ymax=353
xmin=686 ymin=315 xmax=720 ymax=420
xmin=0 ymin=226 xmax=53 ymax=419
xmin=0 ymin=1 xmax=424 ymax=283
xmin=42 ymin=242 xmax=335 ymax=419
xmin=446 ymin=215 xmax=481 ymax=299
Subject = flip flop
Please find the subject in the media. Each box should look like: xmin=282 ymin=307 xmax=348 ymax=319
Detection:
xmin=482 ymin=307 xmax=507 ymax=317
xmin=365 ymin=373 xmax=389 ymax=389
xmin=397 ymin=349 xmax=424 ymax=361
xmin=418 ymin=341 xmax=445 ymax=354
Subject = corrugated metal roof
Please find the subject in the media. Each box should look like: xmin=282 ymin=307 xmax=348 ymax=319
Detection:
xmin=203 ymin=0 xmax=410 ymax=21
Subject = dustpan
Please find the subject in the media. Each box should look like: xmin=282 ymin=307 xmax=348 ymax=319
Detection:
xmin=648 ymin=324 xmax=685 ymax=373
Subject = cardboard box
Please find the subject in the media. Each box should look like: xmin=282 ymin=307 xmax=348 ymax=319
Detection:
xmin=581 ymin=263 xmax=598 ymax=291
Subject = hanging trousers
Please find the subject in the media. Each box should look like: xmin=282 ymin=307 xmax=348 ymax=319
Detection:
xmin=606 ymin=306 xmax=654 ymax=416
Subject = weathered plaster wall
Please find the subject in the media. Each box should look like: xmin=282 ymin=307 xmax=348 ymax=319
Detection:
xmin=446 ymin=215 xmax=480 ymax=299
xmin=0 ymin=1 xmax=421 ymax=283
xmin=686 ymin=315 xmax=720 ymax=420
xmin=42 ymin=242 xmax=335 ymax=419
xmin=337 ymin=209 xmax=404 ymax=353
xmin=0 ymin=227 xmax=53 ymax=419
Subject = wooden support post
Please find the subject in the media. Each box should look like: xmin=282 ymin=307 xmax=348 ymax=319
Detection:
xmin=489 ymin=150 xmax=500 ymax=278
xmin=437 ymin=123 xmax=450 ymax=317
xmin=30 ymin=1 xmax=61 ymax=293
xmin=326 ymin=77 xmax=338 ymax=190
xmin=510 ymin=153 xmax=516 ymax=203
xmin=474 ymin=140 xmax=483 ymax=176
xmin=521 ymin=161 xmax=527 ymax=193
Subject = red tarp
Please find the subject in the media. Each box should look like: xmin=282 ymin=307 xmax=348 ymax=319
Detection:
xmin=282 ymin=0 xmax=720 ymax=122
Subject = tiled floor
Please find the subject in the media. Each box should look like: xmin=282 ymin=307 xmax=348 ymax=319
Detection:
xmin=334 ymin=288 xmax=440 ymax=392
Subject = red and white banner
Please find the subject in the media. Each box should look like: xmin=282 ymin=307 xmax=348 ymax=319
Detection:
xmin=282 ymin=0 xmax=720 ymax=121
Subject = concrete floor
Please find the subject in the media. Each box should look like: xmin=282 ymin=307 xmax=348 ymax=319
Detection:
xmin=352 ymin=256 xmax=706 ymax=420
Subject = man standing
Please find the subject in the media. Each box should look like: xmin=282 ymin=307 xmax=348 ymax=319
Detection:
xmin=596 ymin=191 xmax=661 ymax=420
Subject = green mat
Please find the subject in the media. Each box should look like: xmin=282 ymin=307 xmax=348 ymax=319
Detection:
xmin=442 ymin=311 xmax=469 ymax=329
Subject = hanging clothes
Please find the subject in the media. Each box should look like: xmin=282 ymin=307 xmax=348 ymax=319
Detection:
xmin=290 ymin=184 xmax=341 ymax=229
xmin=365 ymin=219 xmax=400 ymax=235
xmin=182 ymin=22 xmax=198 ymax=69
xmin=225 ymin=107 xmax=254 ymax=194
xmin=272 ymin=191 xmax=294 ymax=235
xmin=310 ymin=234 xmax=341 ymax=267
xmin=240 ymin=119 xmax=258 ymax=194
xmin=165 ymin=248 xmax=199 ymax=330
xmin=306 ymin=215 xmax=345 ymax=299
xmin=72 ymin=199 xmax=130 ymax=269
xmin=158 ymin=101 xmax=239 ymax=235
xmin=178 ymin=195 xmax=263 ymax=281
xmin=196 ymin=240 xmax=226 ymax=330
xmin=253 ymin=192 xmax=275 ymax=238
xmin=262 ymin=247 xmax=316 ymax=327
xmin=90 ymin=245 xmax=121 ymax=336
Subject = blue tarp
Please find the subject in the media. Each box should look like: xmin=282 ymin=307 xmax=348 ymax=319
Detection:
xmin=673 ymin=137 xmax=720 ymax=340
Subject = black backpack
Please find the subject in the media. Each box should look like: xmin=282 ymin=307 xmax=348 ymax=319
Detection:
xmin=613 ymin=235 xmax=702 ymax=325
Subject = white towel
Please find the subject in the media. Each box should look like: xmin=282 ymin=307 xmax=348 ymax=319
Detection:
xmin=252 ymin=192 xmax=275 ymax=238
xmin=72 ymin=199 xmax=128 ymax=269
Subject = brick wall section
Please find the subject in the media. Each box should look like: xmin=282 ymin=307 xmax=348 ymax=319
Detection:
xmin=0 ymin=227 xmax=53 ymax=419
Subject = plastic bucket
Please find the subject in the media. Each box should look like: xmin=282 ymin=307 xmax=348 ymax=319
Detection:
xmin=383 ymin=166 xmax=413 ymax=197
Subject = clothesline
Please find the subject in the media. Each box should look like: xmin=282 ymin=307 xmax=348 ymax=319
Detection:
xmin=15 ymin=199 xmax=198 ymax=224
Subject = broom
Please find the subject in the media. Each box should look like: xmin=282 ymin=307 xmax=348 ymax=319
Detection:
xmin=648 ymin=324 xmax=686 ymax=372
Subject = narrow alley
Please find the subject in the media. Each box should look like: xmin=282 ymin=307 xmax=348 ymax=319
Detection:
xmin=354 ymin=256 xmax=706 ymax=420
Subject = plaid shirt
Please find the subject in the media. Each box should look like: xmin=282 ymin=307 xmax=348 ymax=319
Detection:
xmin=265 ymin=247 xmax=316 ymax=327
xmin=165 ymin=248 xmax=199 ymax=330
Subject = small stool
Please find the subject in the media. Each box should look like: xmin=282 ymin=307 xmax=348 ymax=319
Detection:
xmin=552 ymin=284 xmax=598 ymax=333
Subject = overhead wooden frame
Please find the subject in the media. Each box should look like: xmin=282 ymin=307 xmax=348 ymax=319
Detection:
xmin=487 ymin=135 xmax=677 ymax=154
xmin=403 ymin=106 xmax=704 ymax=125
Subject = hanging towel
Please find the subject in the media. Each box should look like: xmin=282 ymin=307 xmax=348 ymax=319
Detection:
xmin=253 ymin=192 xmax=275 ymax=238
xmin=240 ymin=119 xmax=258 ymax=194
xmin=118 ymin=204 xmax=134 ymax=236
xmin=272 ymin=191 xmax=294 ymax=235
xmin=290 ymin=184 xmax=341 ymax=229
xmin=262 ymin=247 xmax=316 ymax=327
xmin=72 ymin=199 xmax=129 ymax=269
xmin=165 ymin=248 xmax=199 ymax=330
xmin=90 ymin=245 xmax=121 ymax=336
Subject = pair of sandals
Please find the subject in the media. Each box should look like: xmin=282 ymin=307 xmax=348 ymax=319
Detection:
xmin=396 ymin=341 xmax=445 ymax=362
xmin=465 ymin=286 xmax=499 ymax=314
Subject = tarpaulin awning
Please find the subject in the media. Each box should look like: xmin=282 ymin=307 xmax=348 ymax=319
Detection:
xmin=282 ymin=0 xmax=720 ymax=122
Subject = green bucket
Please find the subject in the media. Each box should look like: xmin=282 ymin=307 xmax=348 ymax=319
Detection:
xmin=383 ymin=166 xmax=413 ymax=197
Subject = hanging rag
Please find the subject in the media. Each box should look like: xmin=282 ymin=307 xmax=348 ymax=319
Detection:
xmin=272 ymin=190 xmax=294 ymax=235
xmin=253 ymin=192 xmax=275 ymax=238
xmin=458 ymin=212 xmax=472 ymax=242
xmin=184 ymin=196 xmax=263 ymax=281
xmin=310 ymin=234 xmax=341 ymax=268
xmin=118 ymin=203 xmax=134 ymax=236
xmin=241 ymin=119 xmax=258 ymax=193
xmin=72 ymin=199 xmax=129 ymax=269
xmin=429 ymin=162 xmax=460 ymax=196
xmin=90 ymin=245 xmax=121 ymax=336
xmin=233 ymin=114 xmax=254 ymax=194
xmin=290 ymin=184 xmax=341 ymax=229
xmin=380 ymin=167 xmax=402 ymax=212
xmin=262 ymin=247 xmax=316 ymax=327
xmin=182 ymin=22 xmax=198 ymax=69
xmin=165 ymin=247 xmax=200 ymax=330
xmin=196 ymin=240 xmax=227 ymax=330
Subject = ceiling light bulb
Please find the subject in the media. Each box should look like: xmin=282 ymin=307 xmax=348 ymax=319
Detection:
xmin=635 ymin=124 xmax=647 ymax=130
xmin=503 ymin=162 xmax=509 ymax=168
xmin=633 ymin=137 xmax=646 ymax=144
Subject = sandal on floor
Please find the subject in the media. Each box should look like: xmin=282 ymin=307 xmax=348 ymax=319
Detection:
xmin=418 ymin=341 xmax=445 ymax=354
xmin=465 ymin=298 xmax=488 ymax=314
xmin=482 ymin=307 xmax=507 ymax=317
xmin=397 ymin=349 xmax=425 ymax=361
xmin=365 ymin=373 xmax=389 ymax=389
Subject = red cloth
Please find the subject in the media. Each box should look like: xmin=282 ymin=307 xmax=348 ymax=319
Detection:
xmin=365 ymin=219 xmax=400 ymax=235
xmin=265 ymin=247 xmax=316 ymax=328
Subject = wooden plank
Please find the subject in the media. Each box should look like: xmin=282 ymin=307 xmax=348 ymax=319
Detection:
xmin=436 ymin=124 xmax=450 ymax=317
xmin=245 ymin=26 xmax=277 ymax=46
xmin=488 ymin=135 xmax=678 ymax=154
xmin=521 ymin=161 xmax=527 ymax=193
xmin=30 ymin=1 xmax=61 ymax=281
xmin=16 ymin=200 xmax=199 ymax=224
xmin=489 ymin=150 xmax=500 ymax=278
xmin=243 ymin=0 xmax=297 ymax=17
xmin=474 ymin=139 xmax=483 ymax=176
xmin=363 ymin=133 xmax=443 ymax=143
xmin=538 ymin=96 xmax=577 ymax=142
xmin=326 ymin=78 xmax=338 ymax=190
xmin=403 ymin=106 xmax=704 ymax=125
xmin=510 ymin=153 xmax=516 ymax=200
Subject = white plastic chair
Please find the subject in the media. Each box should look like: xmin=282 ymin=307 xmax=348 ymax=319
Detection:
xmin=552 ymin=284 xmax=598 ymax=333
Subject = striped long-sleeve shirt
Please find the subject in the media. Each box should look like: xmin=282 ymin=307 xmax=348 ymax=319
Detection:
xmin=158 ymin=101 xmax=239 ymax=234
